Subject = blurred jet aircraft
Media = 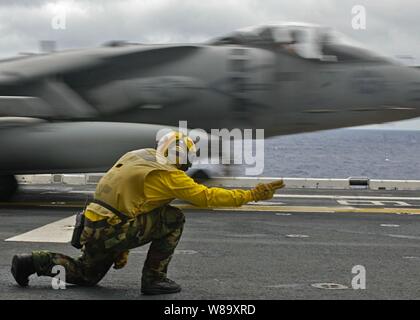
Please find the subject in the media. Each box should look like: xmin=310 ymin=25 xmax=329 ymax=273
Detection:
xmin=1 ymin=23 xmax=420 ymax=199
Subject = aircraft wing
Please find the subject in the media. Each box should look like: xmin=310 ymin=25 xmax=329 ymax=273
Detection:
xmin=0 ymin=44 xmax=202 ymax=124
xmin=0 ymin=44 xmax=201 ymax=86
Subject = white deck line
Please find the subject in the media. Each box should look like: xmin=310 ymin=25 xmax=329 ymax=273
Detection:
xmin=64 ymin=190 xmax=420 ymax=201
xmin=16 ymin=174 xmax=420 ymax=190
xmin=273 ymin=194 xmax=420 ymax=201
xmin=5 ymin=215 xmax=75 ymax=243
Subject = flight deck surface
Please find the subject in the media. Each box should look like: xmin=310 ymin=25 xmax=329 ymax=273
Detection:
xmin=1 ymin=184 xmax=420 ymax=300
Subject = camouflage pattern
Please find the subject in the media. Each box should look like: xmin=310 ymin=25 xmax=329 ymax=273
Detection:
xmin=32 ymin=205 xmax=185 ymax=286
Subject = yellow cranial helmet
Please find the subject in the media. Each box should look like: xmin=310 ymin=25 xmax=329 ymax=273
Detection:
xmin=156 ymin=131 xmax=198 ymax=171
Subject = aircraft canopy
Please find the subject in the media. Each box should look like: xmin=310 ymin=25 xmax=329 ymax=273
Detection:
xmin=212 ymin=23 xmax=389 ymax=63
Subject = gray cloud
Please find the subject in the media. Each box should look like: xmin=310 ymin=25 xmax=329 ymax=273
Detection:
xmin=1 ymin=0 xmax=419 ymax=62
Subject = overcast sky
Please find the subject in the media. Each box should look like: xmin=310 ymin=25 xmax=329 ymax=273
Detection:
xmin=1 ymin=0 xmax=419 ymax=130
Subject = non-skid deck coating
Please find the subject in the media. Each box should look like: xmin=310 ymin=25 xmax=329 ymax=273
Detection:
xmin=1 ymin=185 xmax=420 ymax=299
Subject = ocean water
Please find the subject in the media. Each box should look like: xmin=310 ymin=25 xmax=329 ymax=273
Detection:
xmin=263 ymin=129 xmax=420 ymax=179
xmin=195 ymin=129 xmax=420 ymax=179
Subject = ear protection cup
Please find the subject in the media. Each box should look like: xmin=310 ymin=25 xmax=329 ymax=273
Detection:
xmin=156 ymin=131 xmax=197 ymax=171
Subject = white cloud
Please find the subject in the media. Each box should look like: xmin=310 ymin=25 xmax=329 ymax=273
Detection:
xmin=1 ymin=0 xmax=420 ymax=61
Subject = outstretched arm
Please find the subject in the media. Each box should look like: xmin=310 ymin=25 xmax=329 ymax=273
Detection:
xmin=148 ymin=170 xmax=254 ymax=208
xmin=146 ymin=170 xmax=285 ymax=208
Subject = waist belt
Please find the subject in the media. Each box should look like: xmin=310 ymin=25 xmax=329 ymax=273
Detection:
xmin=90 ymin=199 xmax=131 ymax=225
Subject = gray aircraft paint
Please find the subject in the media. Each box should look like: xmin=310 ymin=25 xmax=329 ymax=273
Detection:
xmin=1 ymin=23 xmax=420 ymax=176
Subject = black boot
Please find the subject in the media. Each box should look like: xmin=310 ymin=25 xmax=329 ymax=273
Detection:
xmin=141 ymin=278 xmax=182 ymax=295
xmin=11 ymin=254 xmax=36 ymax=287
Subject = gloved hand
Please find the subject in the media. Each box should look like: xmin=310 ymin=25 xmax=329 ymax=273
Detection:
xmin=268 ymin=179 xmax=285 ymax=190
xmin=251 ymin=183 xmax=275 ymax=202
xmin=251 ymin=180 xmax=285 ymax=202
xmin=113 ymin=250 xmax=129 ymax=269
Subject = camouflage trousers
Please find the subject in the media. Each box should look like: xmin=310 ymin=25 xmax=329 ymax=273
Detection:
xmin=31 ymin=205 xmax=185 ymax=286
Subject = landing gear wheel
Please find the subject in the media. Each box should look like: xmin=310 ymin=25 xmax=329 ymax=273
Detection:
xmin=0 ymin=175 xmax=18 ymax=201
